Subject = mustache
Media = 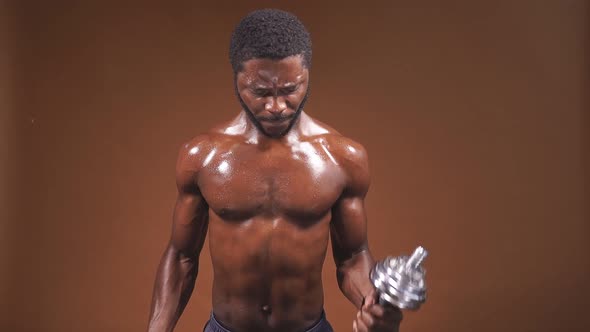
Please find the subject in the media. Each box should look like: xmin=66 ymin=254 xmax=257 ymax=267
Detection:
xmin=258 ymin=113 xmax=295 ymax=122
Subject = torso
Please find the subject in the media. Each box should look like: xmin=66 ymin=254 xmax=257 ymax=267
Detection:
xmin=191 ymin=113 xmax=359 ymax=331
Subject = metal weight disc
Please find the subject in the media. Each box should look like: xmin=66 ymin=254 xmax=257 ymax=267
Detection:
xmin=370 ymin=247 xmax=428 ymax=310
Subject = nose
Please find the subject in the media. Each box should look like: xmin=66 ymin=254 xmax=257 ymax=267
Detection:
xmin=265 ymin=97 xmax=287 ymax=115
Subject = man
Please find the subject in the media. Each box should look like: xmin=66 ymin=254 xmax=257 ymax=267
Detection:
xmin=147 ymin=9 xmax=402 ymax=332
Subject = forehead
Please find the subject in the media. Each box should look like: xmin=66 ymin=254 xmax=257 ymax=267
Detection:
xmin=238 ymin=55 xmax=308 ymax=85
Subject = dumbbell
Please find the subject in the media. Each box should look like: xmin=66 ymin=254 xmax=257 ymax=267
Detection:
xmin=370 ymin=246 xmax=428 ymax=310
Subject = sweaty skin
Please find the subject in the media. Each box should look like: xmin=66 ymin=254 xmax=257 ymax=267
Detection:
xmin=147 ymin=56 xmax=401 ymax=332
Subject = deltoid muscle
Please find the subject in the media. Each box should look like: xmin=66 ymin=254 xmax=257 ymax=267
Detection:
xmin=370 ymin=246 xmax=428 ymax=310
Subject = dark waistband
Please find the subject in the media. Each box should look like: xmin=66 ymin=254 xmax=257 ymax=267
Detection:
xmin=204 ymin=310 xmax=332 ymax=332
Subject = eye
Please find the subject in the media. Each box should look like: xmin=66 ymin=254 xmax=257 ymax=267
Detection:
xmin=280 ymin=85 xmax=299 ymax=95
xmin=252 ymin=88 xmax=270 ymax=97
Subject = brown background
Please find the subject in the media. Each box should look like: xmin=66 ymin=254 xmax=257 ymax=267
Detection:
xmin=1 ymin=1 xmax=588 ymax=331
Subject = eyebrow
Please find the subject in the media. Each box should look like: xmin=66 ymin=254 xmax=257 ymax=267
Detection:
xmin=252 ymin=81 xmax=301 ymax=89
xmin=250 ymin=73 xmax=305 ymax=89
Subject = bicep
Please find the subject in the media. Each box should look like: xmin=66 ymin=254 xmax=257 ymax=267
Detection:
xmin=168 ymin=141 xmax=209 ymax=258
xmin=170 ymin=191 xmax=209 ymax=258
xmin=330 ymin=140 xmax=371 ymax=265
xmin=330 ymin=195 xmax=368 ymax=265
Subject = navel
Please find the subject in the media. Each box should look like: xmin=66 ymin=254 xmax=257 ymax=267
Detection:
xmin=261 ymin=304 xmax=272 ymax=315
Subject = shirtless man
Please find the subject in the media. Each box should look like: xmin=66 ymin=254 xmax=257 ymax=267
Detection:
xmin=147 ymin=9 xmax=402 ymax=332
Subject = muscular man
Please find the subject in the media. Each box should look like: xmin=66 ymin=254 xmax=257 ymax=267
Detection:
xmin=147 ymin=9 xmax=402 ymax=332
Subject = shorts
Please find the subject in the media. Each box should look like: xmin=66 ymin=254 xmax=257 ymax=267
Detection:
xmin=202 ymin=310 xmax=334 ymax=332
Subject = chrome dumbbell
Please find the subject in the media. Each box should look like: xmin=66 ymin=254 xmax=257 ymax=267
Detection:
xmin=370 ymin=246 xmax=428 ymax=310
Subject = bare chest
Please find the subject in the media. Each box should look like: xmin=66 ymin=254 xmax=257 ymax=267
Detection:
xmin=198 ymin=145 xmax=345 ymax=221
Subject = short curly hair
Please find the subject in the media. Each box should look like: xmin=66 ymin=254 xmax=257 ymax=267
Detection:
xmin=229 ymin=9 xmax=312 ymax=74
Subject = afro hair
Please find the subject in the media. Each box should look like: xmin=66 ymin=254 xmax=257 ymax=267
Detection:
xmin=229 ymin=9 xmax=312 ymax=74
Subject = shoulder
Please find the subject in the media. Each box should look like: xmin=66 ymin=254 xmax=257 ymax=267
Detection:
xmin=303 ymin=116 xmax=370 ymax=196
xmin=303 ymin=116 xmax=368 ymax=172
xmin=177 ymin=130 xmax=239 ymax=164
xmin=176 ymin=112 xmax=250 ymax=170
xmin=323 ymin=134 xmax=370 ymax=196
xmin=323 ymin=134 xmax=369 ymax=172
xmin=302 ymin=113 xmax=368 ymax=164
xmin=321 ymin=134 xmax=369 ymax=197
xmin=175 ymin=132 xmax=235 ymax=190
xmin=177 ymin=134 xmax=213 ymax=170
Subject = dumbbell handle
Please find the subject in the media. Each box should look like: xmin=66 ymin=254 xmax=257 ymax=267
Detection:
xmin=406 ymin=246 xmax=428 ymax=270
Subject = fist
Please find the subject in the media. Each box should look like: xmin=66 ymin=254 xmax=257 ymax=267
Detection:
xmin=353 ymin=288 xmax=403 ymax=332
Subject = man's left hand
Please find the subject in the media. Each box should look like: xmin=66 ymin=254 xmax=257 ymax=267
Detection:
xmin=352 ymin=288 xmax=403 ymax=332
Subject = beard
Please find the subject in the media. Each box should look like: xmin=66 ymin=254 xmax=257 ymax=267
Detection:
xmin=234 ymin=81 xmax=310 ymax=138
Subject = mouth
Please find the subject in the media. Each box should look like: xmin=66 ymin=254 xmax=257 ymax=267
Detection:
xmin=259 ymin=116 xmax=292 ymax=124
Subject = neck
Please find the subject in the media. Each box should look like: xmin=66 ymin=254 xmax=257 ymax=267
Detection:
xmin=238 ymin=111 xmax=306 ymax=146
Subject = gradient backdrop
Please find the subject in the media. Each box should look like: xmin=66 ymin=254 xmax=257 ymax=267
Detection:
xmin=1 ymin=1 xmax=588 ymax=331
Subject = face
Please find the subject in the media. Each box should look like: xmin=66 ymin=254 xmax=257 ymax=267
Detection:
xmin=235 ymin=55 xmax=310 ymax=138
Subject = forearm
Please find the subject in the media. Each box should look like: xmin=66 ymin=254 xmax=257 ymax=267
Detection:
xmin=147 ymin=245 xmax=199 ymax=332
xmin=336 ymin=249 xmax=376 ymax=309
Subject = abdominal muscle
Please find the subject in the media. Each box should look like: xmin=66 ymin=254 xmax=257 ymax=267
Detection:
xmin=208 ymin=213 xmax=331 ymax=332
